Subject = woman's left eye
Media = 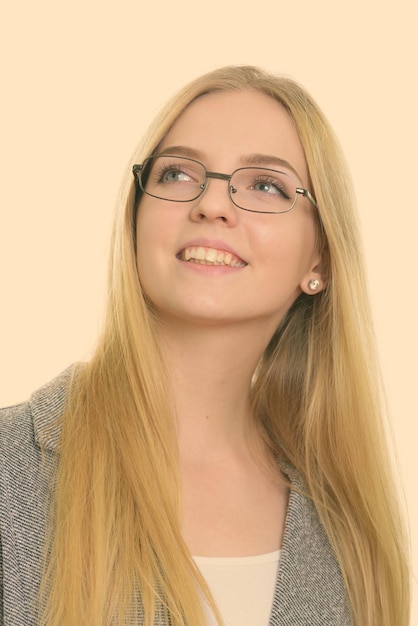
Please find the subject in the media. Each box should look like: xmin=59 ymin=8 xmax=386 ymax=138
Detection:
xmin=254 ymin=181 xmax=279 ymax=194
xmin=252 ymin=179 xmax=288 ymax=197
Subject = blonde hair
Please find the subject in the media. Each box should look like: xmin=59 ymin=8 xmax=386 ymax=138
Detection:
xmin=39 ymin=66 xmax=410 ymax=625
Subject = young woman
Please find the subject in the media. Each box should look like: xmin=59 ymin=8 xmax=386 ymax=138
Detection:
xmin=0 ymin=66 xmax=410 ymax=625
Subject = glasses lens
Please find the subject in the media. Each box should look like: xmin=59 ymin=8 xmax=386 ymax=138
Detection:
xmin=140 ymin=155 xmax=206 ymax=202
xmin=231 ymin=167 xmax=297 ymax=213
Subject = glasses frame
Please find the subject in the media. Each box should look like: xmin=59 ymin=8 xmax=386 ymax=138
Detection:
xmin=132 ymin=154 xmax=318 ymax=214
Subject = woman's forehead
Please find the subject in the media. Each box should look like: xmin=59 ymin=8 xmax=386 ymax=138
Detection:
xmin=158 ymin=89 xmax=309 ymax=183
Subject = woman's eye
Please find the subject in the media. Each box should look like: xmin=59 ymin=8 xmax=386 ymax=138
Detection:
xmin=254 ymin=181 xmax=277 ymax=194
xmin=162 ymin=169 xmax=193 ymax=183
xmin=253 ymin=179 xmax=289 ymax=198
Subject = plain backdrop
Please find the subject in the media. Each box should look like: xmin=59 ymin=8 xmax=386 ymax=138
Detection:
xmin=1 ymin=0 xmax=416 ymax=621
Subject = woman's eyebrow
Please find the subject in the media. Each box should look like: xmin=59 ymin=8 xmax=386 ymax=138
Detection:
xmin=241 ymin=153 xmax=301 ymax=180
xmin=158 ymin=145 xmax=204 ymax=160
xmin=157 ymin=146 xmax=302 ymax=181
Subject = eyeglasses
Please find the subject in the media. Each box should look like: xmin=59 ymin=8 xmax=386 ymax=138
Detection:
xmin=132 ymin=154 xmax=318 ymax=215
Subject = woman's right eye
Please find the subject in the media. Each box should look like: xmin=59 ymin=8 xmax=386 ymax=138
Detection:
xmin=161 ymin=169 xmax=193 ymax=183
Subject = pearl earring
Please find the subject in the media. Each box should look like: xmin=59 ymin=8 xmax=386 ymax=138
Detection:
xmin=308 ymin=279 xmax=320 ymax=291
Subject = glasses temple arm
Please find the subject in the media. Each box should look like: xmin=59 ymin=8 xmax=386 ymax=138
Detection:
xmin=296 ymin=187 xmax=318 ymax=208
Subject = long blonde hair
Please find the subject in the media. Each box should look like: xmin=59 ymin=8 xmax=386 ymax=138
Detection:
xmin=39 ymin=66 xmax=410 ymax=625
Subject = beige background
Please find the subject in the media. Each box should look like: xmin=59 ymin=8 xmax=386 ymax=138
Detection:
xmin=1 ymin=0 xmax=416 ymax=621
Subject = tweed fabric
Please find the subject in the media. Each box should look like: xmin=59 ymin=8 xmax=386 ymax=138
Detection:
xmin=0 ymin=367 xmax=352 ymax=625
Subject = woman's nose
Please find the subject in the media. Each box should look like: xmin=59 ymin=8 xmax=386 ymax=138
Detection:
xmin=189 ymin=178 xmax=239 ymax=225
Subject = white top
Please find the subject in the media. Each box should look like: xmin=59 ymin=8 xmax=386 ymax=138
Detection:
xmin=193 ymin=550 xmax=280 ymax=626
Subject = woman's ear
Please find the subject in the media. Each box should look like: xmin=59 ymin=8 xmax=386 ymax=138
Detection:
xmin=300 ymin=260 xmax=327 ymax=295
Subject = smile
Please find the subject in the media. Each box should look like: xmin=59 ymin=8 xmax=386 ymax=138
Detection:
xmin=177 ymin=246 xmax=247 ymax=268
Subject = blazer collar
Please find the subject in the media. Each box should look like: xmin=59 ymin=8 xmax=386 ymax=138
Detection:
xmin=31 ymin=364 xmax=79 ymax=452
xmin=272 ymin=462 xmax=351 ymax=624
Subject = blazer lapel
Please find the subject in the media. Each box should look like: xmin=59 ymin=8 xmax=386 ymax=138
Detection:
xmin=268 ymin=461 xmax=352 ymax=625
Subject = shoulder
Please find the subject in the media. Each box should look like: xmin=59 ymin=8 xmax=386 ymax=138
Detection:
xmin=0 ymin=364 xmax=81 ymax=455
xmin=0 ymin=365 xmax=79 ymax=510
xmin=0 ymin=399 xmax=32 ymax=447
xmin=0 ymin=365 xmax=81 ymax=626
xmin=0 ymin=364 xmax=82 ymax=524
xmin=0 ymin=399 xmax=40 ymax=498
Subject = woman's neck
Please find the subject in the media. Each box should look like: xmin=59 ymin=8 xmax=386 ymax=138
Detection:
xmin=158 ymin=318 xmax=274 ymax=463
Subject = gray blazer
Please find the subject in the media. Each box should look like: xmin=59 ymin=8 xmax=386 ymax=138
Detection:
xmin=0 ymin=368 xmax=352 ymax=625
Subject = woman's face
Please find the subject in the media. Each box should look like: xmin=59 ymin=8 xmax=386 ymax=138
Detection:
xmin=136 ymin=89 xmax=323 ymax=334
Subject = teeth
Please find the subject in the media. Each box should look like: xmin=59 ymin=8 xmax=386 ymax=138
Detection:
xmin=180 ymin=246 xmax=246 ymax=267
xmin=193 ymin=246 xmax=203 ymax=260
xmin=206 ymin=248 xmax=218 ymax=263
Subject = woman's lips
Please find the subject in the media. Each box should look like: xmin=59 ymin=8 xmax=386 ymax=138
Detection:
xmin=177 ymin=245 xmax=247 ymax=268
